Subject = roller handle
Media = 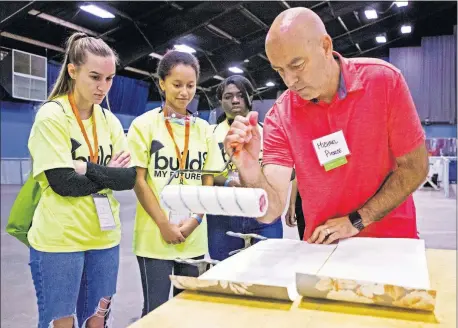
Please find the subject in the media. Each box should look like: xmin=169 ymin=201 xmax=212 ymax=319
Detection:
xmin=165 ymin=147 xmax=236 ymax=186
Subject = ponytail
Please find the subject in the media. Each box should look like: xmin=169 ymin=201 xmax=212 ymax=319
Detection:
xmin=48 ymin=32 xmax=117 ymax=100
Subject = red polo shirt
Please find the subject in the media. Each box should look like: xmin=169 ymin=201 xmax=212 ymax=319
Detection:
xmin=262 ymin=52 xmax=425 ymax=240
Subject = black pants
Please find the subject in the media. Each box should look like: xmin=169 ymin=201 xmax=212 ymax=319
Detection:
xmin=137 ymin=255 xmax=204 ymax=317
xmin=295 ymin=192 xmax=306 ymax=240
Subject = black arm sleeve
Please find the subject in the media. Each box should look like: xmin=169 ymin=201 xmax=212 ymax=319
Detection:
xmin=85 ymin=162 xmax=137 ymax=191
xmin=45 ymin=168 xmax=104 ymax=197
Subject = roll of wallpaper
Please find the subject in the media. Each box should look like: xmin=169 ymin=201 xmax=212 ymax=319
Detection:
xmin=160 ymin=185 xmax=268 ymax=218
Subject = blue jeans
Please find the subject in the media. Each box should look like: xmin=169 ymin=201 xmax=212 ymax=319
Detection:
xmin=137 ymin=255 xmax=204 ymax=316
xmin=29 ymin=245 xmax=119 ymax=328
xmin=207 ymin=215 xmax=283 ymax=261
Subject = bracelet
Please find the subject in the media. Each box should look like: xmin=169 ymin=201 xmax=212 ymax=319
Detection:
xmin=191 ymin=213 xmax=203 ymax=225
xmin=224 ymin=177 xmax=233 ymax=187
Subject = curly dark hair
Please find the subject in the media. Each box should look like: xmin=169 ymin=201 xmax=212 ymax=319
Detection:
xmin=216 ymin=75 xmax=255 ymax=124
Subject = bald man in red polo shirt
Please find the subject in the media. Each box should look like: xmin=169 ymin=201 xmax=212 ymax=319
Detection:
xmin=224 ymin=7 xmax=429 ymax=244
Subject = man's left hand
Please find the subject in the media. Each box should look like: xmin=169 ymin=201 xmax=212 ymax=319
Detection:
xmin=308 ymin=216 xmax=360 ymax=245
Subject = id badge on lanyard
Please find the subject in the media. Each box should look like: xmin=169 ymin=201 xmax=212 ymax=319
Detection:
xmin=69 ymin=93 xmax=115 ymax=230
xmin=92 ymin=194 xmax=116 ymax=231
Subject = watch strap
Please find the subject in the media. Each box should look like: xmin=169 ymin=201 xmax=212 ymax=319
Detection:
xmin=349 ymin=211 xmax=365 ymax=231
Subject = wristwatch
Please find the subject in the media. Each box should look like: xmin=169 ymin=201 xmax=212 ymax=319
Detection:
xmin=349 ymin=211 xmax=365 ymax=231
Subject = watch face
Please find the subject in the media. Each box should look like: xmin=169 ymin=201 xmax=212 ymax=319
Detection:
xmin=353 ymin=219 xmax=365 ymax=231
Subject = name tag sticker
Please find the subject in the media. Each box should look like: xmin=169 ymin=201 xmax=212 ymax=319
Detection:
xmin=92 ymin=194 xmax=116 ymax=231
xmin=324 ymin=156 xmax=348 ymax=171
xmin=312 ymin=130 xmax=350 ymax=170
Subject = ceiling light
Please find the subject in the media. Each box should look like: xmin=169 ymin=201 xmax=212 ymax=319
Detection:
xmin=244 ymin=59 xmax=250 ymax=63
xmin=376 ymin=35 xmax=387 ymax=43
xmin=80 ymin=5 xmax=115 ymax=19
xmin=228 ymin=67 xmax=243 ymax=73
xmin=364 ymin=9 xmax=378 ymax=20
xmin=213 ymin=75 xmax=224 ymax=81
xmin=173 ymin=44 xmax=196 ymax=53
xmin=266 ymin=82 xmax=275 ymax=87
xmin=395 ymin=1 xmax=408 ymax=7
xmin=401 ymin=25 xmax=412 ymax=34
xmin=149 ymin=52 xmax=163 ymax=59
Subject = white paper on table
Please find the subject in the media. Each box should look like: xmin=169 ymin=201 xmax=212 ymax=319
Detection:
xmin=317 ymin=237 xmax=430 ymax=289
xmin=200 ymin=239 xmax=337 ymax=300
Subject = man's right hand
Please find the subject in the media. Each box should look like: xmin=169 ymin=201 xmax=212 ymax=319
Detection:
xmin=158 ymin=222 xmax=186 ymax=245
xmin=223 ymin=111 xmax=262 ymax=170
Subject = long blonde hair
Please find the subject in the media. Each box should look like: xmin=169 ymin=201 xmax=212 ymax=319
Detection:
xmin=48 ymin=32 xmax=118 ymax=100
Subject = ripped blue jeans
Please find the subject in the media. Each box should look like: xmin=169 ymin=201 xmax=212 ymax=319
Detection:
xmin=29 ymin=245 xmax=119 ymax=328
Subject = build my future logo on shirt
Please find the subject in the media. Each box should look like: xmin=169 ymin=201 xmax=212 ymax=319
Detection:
xmin=70 ymin=138 xmax=113 ymax=166
xmin=150 ymin=139 xmax=207 ymax=181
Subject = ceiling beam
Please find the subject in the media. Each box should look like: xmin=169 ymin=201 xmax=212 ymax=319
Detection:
xmin=337 ymin=16 xmax=361 ymax=54
xmin=1 ymin=31 xmax=65 ymax=52
xmin=310 ymin=1 xmax=328 ymax=10
xmin=118 ymin=1 xmax=242 ymax=68
xmin=279 ymin=1 xmax=290 ymax=10
xmin=95 ymin=2 xmax=146 ymax=27
xmin=98 ymin=4 xmax=172 ymax=39
xmin=197 ymin=1 xmax=375 ymax=85
xmin=333 ymin=10 xmax=401 ymax=42
xmin=239 ymin=6 xmax=269 ymax=30
xmin=353 ymin=10 xmax=363 ymax=26
xmin=345 ymin=35 xmax=406 ymax=58
xmin=335 ymin=1 xmax=453 ymax=53
xmin=345 ymin=2 xmax=457 ymax=57
xmin=28 ymin=9 xmax=115 ymax=42
xmin=258 ymin=53 xmax=269 ymax=61
xmin=0 ymin=31 xmax=189 ymax=91
xmin=206 ymin=24 xmax=241 ymax=45
xmin=168 ymin=2 xmax=184 ymax=11
xmin=334 ymin=18 xmax=404 ymax=53
xmin=0 ymin=1 xmax=36 ymax=29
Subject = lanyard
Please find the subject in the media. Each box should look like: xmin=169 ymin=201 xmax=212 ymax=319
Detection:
xmin=68 ymin=93 xmax=99 ymax=163
xmin=164 ymin=110 xmax=190 ymax=184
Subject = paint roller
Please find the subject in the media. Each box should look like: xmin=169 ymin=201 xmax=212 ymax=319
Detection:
xmin=160 ymin=149 xmax=268 ymax=218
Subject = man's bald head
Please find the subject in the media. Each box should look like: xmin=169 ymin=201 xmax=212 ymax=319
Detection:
xmin=266 ymin=7 xmax=327 ymax=49
xmin=265 ymin=7 xmax=338 ymax=102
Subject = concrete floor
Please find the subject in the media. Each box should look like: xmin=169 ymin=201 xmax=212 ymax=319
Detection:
xmin=1 ymin=184 xmax=456 ymax=328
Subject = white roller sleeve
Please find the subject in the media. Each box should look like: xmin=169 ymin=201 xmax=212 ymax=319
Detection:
xmin=160 ymin=185 xmax=268 ymax=218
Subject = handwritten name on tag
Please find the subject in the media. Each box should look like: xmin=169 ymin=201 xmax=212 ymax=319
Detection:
xmin=312 ymin=130 xmax=350 ymax=166
xmin=92 ymin=194 xmax=116 ymax=231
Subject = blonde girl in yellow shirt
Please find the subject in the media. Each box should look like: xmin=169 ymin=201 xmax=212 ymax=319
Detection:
xmin=27 ymin=32 xmax=136 ymax=327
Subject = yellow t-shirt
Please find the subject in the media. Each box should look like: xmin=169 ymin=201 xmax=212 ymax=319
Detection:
xmin=27 ymin=95 xmax=128 ymax=252
xmin=128 ymin=108 xmax=224 ymax=260
xmin=210 ymin=119 xmax=264 ymax=179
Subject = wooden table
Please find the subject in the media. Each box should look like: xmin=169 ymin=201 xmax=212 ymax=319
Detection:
xmin=129 ymin=249 xmax=456 ymax=328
